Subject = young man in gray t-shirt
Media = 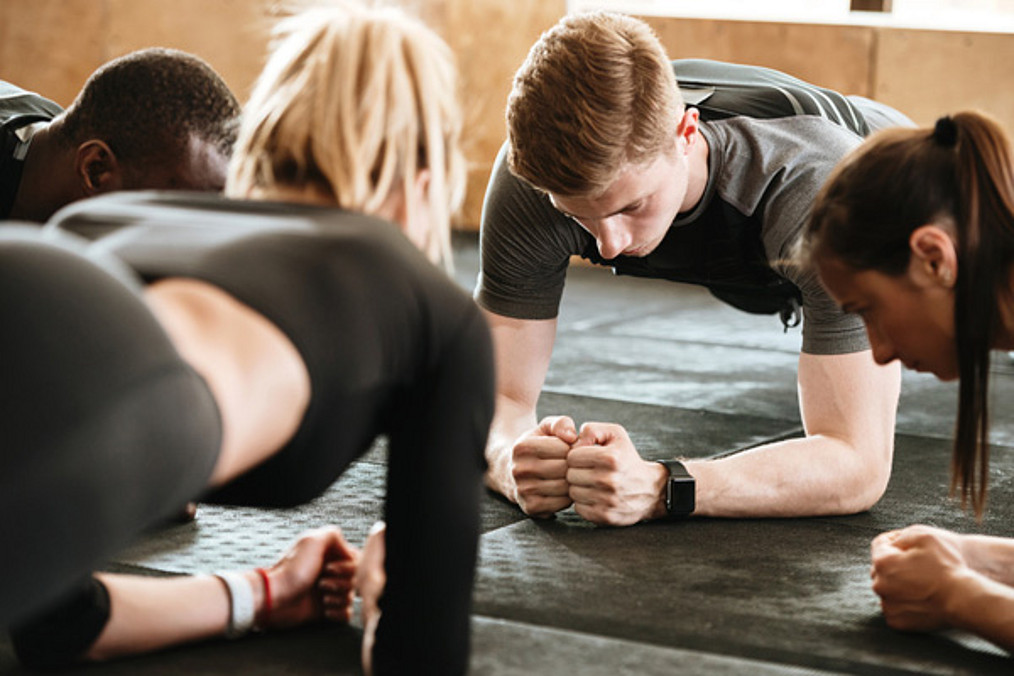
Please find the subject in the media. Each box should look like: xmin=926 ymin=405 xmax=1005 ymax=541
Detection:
xmin=476 ymin=11 xmax=911 ymax=525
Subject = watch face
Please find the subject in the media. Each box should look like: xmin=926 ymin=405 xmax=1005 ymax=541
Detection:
xmin=667 ymin=476 xmax=695 ymax=516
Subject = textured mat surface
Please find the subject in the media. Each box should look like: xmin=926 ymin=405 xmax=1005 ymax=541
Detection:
xmin=2 ymin=235 xmax=1012 ymax=674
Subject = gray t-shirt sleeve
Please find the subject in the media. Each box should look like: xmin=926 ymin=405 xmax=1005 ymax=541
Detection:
xmin=475 ymin=144 xmax=589 ymax=320
xmin=706 ymin=117 xmax=869 ymax=355
xmin=761 ymin=120 xmax=869 ymax=355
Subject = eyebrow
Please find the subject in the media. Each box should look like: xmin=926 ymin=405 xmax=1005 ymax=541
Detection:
xmin=550 ymin=197 xmax=644 ymax=221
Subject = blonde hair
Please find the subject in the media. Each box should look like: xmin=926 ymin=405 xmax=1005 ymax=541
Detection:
xmin=506 ymin=11 xmax=682 ymax=197
xmin=227 ymin=1 xmax=465 ymax=268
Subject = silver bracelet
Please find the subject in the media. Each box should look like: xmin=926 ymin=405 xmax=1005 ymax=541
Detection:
xmin=216 ymin=572 xmax=256 ymax=638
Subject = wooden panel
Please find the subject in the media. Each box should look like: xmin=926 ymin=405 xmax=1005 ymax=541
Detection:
xmin=8 ymin=0 xmax=1014 ymax=229
xmin=0 ymin=0 xmax=105 ymax=106
xmin=104 ymin=0 xmax=275 ymax=101
xmin=441 ymin=0 xmax=567 ymax=229
xmin=643 ymin=17 xmax=876 ymax=97
xmin=874 ymin=28 xmax=1014 ymax=131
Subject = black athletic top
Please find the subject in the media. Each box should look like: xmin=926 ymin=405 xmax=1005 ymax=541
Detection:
xmin=34 ymin=191 xmax=494 ymax=673
xmin=53 ymin=190 xmax=484 ymax=505
xmin=0 ymin=81 xmax=63 ymax=218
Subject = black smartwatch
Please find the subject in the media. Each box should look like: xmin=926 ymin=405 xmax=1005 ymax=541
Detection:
xmin=658 ymin=460 xmax=695 ymax=518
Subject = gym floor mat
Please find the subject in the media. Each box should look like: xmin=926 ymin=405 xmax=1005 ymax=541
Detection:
xmin=2 ymin=235 xmax=1010 ymax=674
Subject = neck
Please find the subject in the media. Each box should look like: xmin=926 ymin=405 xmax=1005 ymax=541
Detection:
xmin=8 ymin=122 xmax=76 ymax=222
xmin=680 ymin=129 xmax=709 ymax=213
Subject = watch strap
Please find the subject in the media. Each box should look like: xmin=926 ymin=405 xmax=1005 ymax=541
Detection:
xmin=658 ymin=459 xmax=695 ymax=517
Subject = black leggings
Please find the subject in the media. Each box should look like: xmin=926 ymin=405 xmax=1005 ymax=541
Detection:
xmin=0 ymin=231 xmax=221 ymax=624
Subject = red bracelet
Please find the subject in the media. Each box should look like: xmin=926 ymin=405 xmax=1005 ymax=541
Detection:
xmin=255 ymin=567 xmax=272 ymax=626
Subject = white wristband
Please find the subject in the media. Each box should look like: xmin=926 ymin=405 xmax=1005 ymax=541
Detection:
xmin=216 ymin=572 xmax=256 ymax=638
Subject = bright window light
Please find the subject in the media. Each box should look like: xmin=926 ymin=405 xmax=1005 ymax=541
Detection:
xmin=566 ymin=0 xmax=1014 ymax=32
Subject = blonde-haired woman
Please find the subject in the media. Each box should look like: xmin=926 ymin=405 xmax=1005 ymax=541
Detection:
xmin=229 ymin=1 xmax=463 ymax=265
xmin=7 ymin=3 xmax=490 ymax=674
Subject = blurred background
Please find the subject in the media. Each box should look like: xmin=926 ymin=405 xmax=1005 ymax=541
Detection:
xmin=3 ymin=0 xmax=1012 ymax=230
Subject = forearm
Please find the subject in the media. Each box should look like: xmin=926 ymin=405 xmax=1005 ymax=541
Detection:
xmin=945 ymin=570 xmax=1014 ymax=651
xmin=961 ymin=535 xmax=1014 ymax=585
xmin=87 ymin=571 xmax=264 ymax=661
xmin=483 ymin=396 xmax=538 ymax=500
xmin=684 ymin=433 xmax=891 ymax=518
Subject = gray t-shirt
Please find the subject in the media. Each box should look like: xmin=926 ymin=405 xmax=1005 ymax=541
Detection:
xmin=476 ymin=59 xmax=912 ymax=355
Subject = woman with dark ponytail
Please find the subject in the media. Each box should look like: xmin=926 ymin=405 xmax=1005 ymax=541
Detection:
xmin=802 ymin=110 xmax=1014 ymax=650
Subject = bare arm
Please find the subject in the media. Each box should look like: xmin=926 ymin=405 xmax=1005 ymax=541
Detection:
xmin=947 ymin=572 xmax=1014 ymax=651
xmin=684 ymin=349 xmax=901 ymax=517
xmin=961 ymin=534 xmax=1014 ymax=586
xmin=872 ymin=526 xmax=1014 ymax=651
xmin=84 ymin=528 xmax=357 ymax=661
xmin=86 ymin=573 xmax=237 ymax=660
xmin=482 ymin=310 xmax=576 ymax=516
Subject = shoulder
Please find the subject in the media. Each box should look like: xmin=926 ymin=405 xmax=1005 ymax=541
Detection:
xmin=703 ymin=116 xmax=859 ymax=222
xmin=47 ymin=190 xmax=421 ymax=284
xmin=476 ymin=143 xmax=589 ymax=320
xmin=481 ymin=144 xmax=579 ymax=243
xmin=708 ymin=115 xmax=861 ymax=167
xmin=673 ymin=59 xmax=869 ymax=136
xmin=0 ymin=81 xmax=63 ymax=123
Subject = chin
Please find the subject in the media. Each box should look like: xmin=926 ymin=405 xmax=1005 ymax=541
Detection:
xmin=931 ymin=365 xmax=960 ymax=381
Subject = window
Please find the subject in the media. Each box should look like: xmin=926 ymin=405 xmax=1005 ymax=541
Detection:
xmin=566 ymin=0 xmax=1014 ymax=32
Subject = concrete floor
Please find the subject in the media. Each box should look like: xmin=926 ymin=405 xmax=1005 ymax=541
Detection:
xmin=2 ymin=233 xmax=1012 ymax=674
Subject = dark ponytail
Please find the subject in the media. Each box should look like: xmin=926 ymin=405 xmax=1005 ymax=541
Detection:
xmin=805 ymin=110 xmax=1014 ymax=517
xmin=949 ymin=111 xmax=1014 ymax=517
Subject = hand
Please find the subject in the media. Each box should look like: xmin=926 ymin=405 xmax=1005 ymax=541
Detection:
xmin=870 ymin=525 xmax=968 ymax=632
xmin=566 ymin=422 xmax=667 ymax=525
xmin=259 ymin=526 xmax=359 ymax=630
xmin=511 ymin=416 xmax=578 ymax=517
xmin=356 ymin=521 xmax=386 ymax=676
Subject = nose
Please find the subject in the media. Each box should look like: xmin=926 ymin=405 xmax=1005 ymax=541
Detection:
xmin=594 ymin=218 xmax=631 ymax=260
xmin=866 ymin=322 xmax=897 ymax=365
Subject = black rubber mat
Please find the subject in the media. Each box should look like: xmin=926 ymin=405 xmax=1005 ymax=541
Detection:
xmin=2 ymin=235 xmax=1011 ymax=674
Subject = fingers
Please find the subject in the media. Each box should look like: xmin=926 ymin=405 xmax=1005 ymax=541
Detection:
xmin=536 ymin=415 xmax=578 ymax=444
xmin=286 ymin=526 xmax=358 ymax=566
xmin=514 ymin=419 xmax=636 ymax=519
xmin=319 ymin=567 xmax=355 ymax=623
xmin=887 ymin=524 xmax=940 ymax=550
xmin=564 ymin=467 xmax=603 ymax=489
xmin=880 ymin=597 xmax=947 ymax=632
xmin=516 ymin=458 xmax=569 ymax=481
xmin=355 ymin=521 xmax=387 ymax=602
xmin=871 ymin=532 xmax=900 ymax=562
xmin=514 ymin=427 xmax=574 ymax=517
xmin=566 ymin=444 xmax=619 ymax=471
xmin=302 ymin=525 xmax=360 ymax=562
xmin=571 ymin=421 xmax=631 ymax=452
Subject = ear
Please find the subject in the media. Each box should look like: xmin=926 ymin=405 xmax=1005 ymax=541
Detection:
xmin=909 ymin=224 xmax=958 ymax=288
xmin=413 ymin=167 xmax=431 ymax=203
xmin=408 ymin=168 xmax=438 ymax=262
xmin=675 ymin=107 xmax=700 ymax=155
xmin=75 ymin=140 xmax=123 ymax=196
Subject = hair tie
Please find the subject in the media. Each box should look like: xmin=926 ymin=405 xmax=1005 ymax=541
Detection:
xmin=933 ymin=115 xmax=958 ymax=147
